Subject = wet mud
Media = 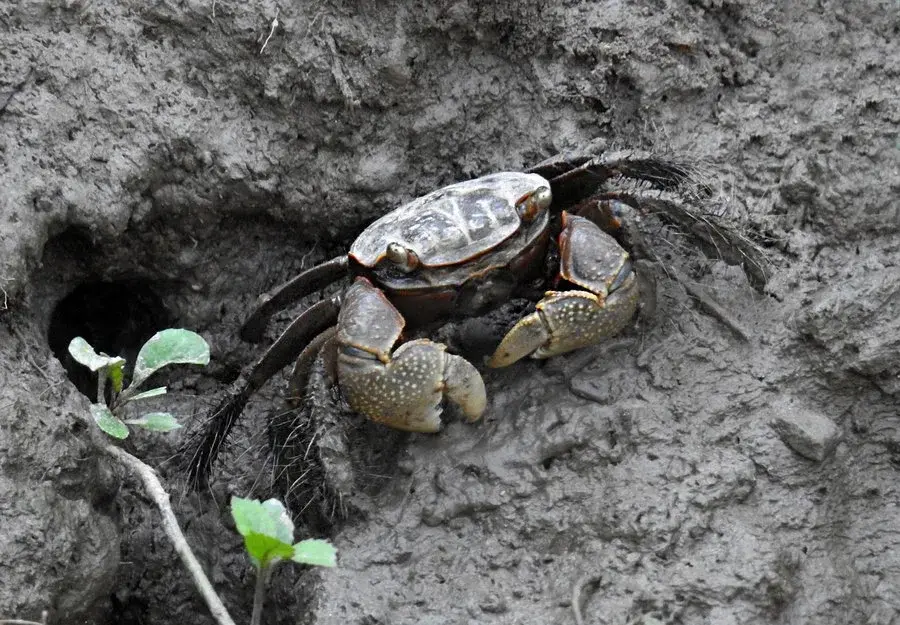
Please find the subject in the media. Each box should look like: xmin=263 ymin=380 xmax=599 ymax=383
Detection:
xmin=1 ymin=1 xmax=899 ymax=624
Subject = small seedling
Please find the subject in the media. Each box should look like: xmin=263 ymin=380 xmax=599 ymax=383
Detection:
xmin=231 ymin=497 xmax=336 ymax=625
xmin=67 ymin=329 xmax=210 ymax=439
xmin=68 ymin=330 xmax=333 ymax=625
xmin=68 ymin=329 xmax=237 ymax=625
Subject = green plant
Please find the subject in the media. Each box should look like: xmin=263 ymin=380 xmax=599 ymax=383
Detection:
xmin=67 ymin=330 xmax=335 ymax=625
xmin=69 ymin=329 xmax=237 ymax=625
xmin=67 ymin=329 xmax=210 ymax=438
xmin=231 ymin=497 xmax=336 ymax=625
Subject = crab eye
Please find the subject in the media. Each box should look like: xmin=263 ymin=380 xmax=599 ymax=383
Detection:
xmin=386 ymin=242 xmax=420 ymax=272
xmin=598 ymin=199 xmax=630 ymax=230
xmin=516 ymin=187 xmax=552 ymax=221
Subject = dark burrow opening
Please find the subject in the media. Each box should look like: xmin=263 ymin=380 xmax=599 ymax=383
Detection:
xmin=48 ymin=280 xmax=172 ymax=400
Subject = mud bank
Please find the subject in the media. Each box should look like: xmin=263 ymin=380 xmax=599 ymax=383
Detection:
xmin=1 ymin=1 xmax=898 ymax=624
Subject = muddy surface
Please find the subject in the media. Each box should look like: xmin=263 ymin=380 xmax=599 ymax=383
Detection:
xmin=2 ymin=1 xmax=899 ymax=624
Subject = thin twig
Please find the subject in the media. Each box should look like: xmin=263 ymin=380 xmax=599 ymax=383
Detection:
xmin=680 ymin=279 xmax=751 ymax=342
xmin=622 ymin=216 xmax=751 ymax=342
xmin=103 ymin=444 xmax=237 ymax=625
xmin=302 ymin=9 xmax=324 ymax=40
xmin=325 ymin=30 xmax=359 ymax=107
xmin=260 ymin=10 xmax=279 ymax=54
xmin=572 ymin=574 xmax=602 ymax=625
xmin=651 ymin=260 xmax=751 ymax=342
xmin=0 ymin=617 xmax=46 ymax=625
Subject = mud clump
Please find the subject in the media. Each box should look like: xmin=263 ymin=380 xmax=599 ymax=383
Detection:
xmin=769 ymin=397 xmax=841 ymax=462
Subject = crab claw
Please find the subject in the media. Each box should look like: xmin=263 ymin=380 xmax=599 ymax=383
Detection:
xmin=486 ymin=288 xmax=637 ymax=367
xmin=487 ymin=212 xmax=640 ymax=368
xmin=337 ymin=278 xmax=486 ymax=432
xmin=340 ymin=340 xmax=486 ymax=432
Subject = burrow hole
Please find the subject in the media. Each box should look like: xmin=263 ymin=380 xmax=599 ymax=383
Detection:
xmin=48 ymin=280 xmax=172 ymax=400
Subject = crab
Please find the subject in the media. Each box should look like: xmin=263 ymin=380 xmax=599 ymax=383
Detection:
xmin=189 ymin=152 xmax=699 ymax=482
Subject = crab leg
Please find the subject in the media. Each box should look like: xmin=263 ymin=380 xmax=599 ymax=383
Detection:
xmin=488 ymin=213 xmax=640 ymax=367
xmin=527 ymin=152 xmax=698 ymax=208
xmin=188 ymin=295 xmax=342 ymax=486
xmin=241 ymin=255 xmax=349 ymax=342
xmin=288 ymin=326 xmax=338 ymax=404
xmin=337 ymin=278 xmax=486 ymax=433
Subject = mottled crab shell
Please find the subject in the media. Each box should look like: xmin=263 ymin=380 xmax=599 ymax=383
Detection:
xmin=349 ymin=172 xmax=551 ymax=268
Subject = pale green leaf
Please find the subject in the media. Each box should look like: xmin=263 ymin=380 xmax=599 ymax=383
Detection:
xmin=231 ymin=497 xmax=296 ymax=567
xmin=107 ymin=361 xmax=124 ymax=394
xmin=292 ymin=539 xmax=337 ymax=568
xmin=68 ymin=337 xmax=125 ymax=372
xmin=231 ymin=497 xmax=294 ymax=544
xmin=131 ymin=329 xmax=210 ymax=388
xmin=126 ymin=412 xmax=182 ymax=432
xmin=90 ymin=403 xmax=129 ymax=439
xmin=243 ymin=534 xmax=295 ymax=568
xmin=128 ymin=386 xmax=168 ymax=402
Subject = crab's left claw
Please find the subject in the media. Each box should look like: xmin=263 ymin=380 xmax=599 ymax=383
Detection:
xmin=487 ymin=288 xmax=638 ymax=367
xmin=488 ymin=212 xmax=640 ymax=367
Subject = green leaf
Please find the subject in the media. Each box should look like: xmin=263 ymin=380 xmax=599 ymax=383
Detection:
xmin=68 ymin=337 xmax=125 ymax=372
xmin=125 ymin=412 xmax=182 ymax=432
xmin=128 ymin=386 xmax=168 ymax=402
xmin=107 ymin=361 xmax=124 ymax=394
xmin=292 ymin=539 xmax=337 ymax=568
xmin=90 ymin=403 xmax=129 ymax=439
xmin=231 ymin=497 xmax=296 ymax=568
xmin=243 ymin=535 xmax=295 ymax=568
xmin=131 ymin=329 xmax=210 ymax=389
xmin=232 ymin=497 xmax=295 ymax=543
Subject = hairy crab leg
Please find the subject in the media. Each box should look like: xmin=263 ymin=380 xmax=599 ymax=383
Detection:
xmin=574 ymin=191 xmax=769 ymax=292
xmin=530 ymin=154 xmax=767 ymax=290
xmin=188 ymin=296 xmax=342 ymax=487
xmin=525 ymin=154 xmax=594 ymax=180
xmin=240 ymin=255 xmax=349 ymax=343
xmin=288 ymin=326 xmax=338 ymax=405
xmin=527 ymin=152 xmax=700 ymax=208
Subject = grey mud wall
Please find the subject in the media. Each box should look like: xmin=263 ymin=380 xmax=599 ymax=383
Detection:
xmin=1 ymin=1 xmax=899 ymax=624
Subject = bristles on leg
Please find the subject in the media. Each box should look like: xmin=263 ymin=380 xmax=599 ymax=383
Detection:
xmin=186 ymin=384 xmax=252 ymax=489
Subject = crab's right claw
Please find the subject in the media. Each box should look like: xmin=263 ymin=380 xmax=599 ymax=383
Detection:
xmin=339 ymin=339 xmax=486 ymax=432
xmin=442 ymin=350 xmax=487 ymax=423
xmin=486 ymin=308 xmax=551 ymax=368
xmin=337 ymin=278 xmax=486 ymax=432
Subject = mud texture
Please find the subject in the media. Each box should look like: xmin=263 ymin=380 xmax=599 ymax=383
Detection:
xmin=2 ymin=1 xmax=899 ymax=624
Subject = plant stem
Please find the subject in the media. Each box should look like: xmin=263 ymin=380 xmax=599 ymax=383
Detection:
xmin=97 ymin=367 xmax=107 ymax=405
xmin=250 ymin=564 xmax=271 ymax=625
xmin=103 ymin=444 xmax=237 ymax=625
xmin=115 ymin=383 xmax=137 ymax=405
